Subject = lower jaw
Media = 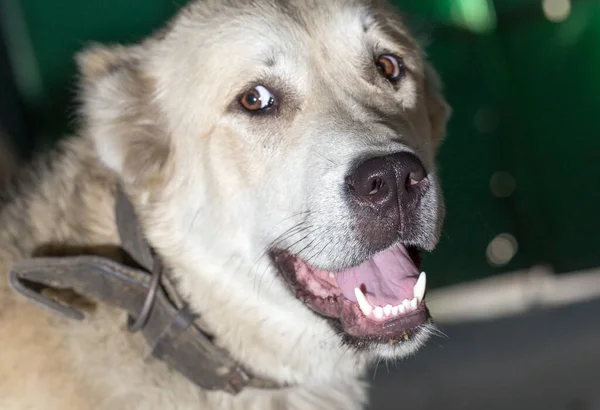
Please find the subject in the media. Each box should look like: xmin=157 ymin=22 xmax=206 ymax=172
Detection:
xmin=296 ymin=288 xmax=431 ymax=342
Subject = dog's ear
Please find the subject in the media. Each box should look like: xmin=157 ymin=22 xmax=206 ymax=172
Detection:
xmin=76 ymin=44 xmax=171 ymax=187
xmin=423 ymin=62 xmax=452 ymax=146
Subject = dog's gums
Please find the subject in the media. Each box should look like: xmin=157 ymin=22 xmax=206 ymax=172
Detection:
xmin=272 ymin=243 xmax=430 ymax=344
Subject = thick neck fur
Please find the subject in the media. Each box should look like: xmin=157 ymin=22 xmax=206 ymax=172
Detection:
xmin=0 ymin=137 xmax=369 ymax=410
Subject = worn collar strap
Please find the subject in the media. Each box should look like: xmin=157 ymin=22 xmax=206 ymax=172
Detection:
xmin=9 ymin=185 xmax=283 ymax=394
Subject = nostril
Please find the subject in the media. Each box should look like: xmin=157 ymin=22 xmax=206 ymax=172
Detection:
xmin=368 ymin=178 xmax=384 ymax=195
xmin=345 ymin=156 xmax=391 ymax=202
xmin=406 ymin=170 xmax=427 ymax=188
xmin=347 ymin=176 xmax=388 ymax=202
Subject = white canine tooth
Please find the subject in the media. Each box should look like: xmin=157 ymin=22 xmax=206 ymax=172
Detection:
xmin=398 ymin=304 xmax=406 ymax=314
xmin=402 ymin=299 xmax=411 ymax=311
xmin=413 ymin=271 xmax=427 ymax=303
xmin=383 ymin=304 xmax=392 ymax=316
xmin=373 ymin=306 xmax=383 ymax=319
xmin=354 ymin=287 xmax=373 ymax=317
xmin=391 ymin=305 xmax=399 ymax=315
xmin=329 ymin=272 xmax=335 ymax=279
xmin=410 ymin=298 xmax=418 ymax=310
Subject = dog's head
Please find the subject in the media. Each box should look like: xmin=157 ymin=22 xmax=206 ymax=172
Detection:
xmin=78 ymin=0 xmax=450 ymax=378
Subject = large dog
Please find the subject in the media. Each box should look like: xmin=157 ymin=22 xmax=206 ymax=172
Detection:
xmin=0 ymin=0 xmax=450 ymax=408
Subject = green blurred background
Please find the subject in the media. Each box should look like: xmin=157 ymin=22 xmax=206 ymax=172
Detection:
xmin=0 ymin=0 xmax=598 ymax=289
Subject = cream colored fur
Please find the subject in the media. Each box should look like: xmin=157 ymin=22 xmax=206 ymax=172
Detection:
xmin=0 ymin=0 xmax=450 ymax=408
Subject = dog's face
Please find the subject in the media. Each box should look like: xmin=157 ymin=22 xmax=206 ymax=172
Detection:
xmin=79 ymin=0 xmax=450 ymax=368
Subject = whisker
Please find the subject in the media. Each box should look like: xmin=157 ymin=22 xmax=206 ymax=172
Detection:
xmin=255 ymin=225 xmax=323 ymax=297
xmin=249 ymin=219 xmax=314 ymax=295
xmin=304 ymin=228 xmax=336 ymax=266
xmin=261 ymin=226 xmax=327 ymax=294
xmin=311 ymin=149 xmax=338 ymax=167
xmin=372 ymin=357 xmax=382 ymax=381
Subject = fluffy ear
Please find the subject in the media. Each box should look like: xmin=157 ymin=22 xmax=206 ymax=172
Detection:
xmin=423 ymin=62 xmax=452 ymax=146
xmin=76 ymin=43 xmax=171 ymax=187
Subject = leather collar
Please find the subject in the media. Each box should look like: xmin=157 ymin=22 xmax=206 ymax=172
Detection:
xmin=9 ymin=185 xmax=283 ymax=394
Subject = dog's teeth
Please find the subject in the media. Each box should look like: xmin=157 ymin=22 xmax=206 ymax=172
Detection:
xmin=383 ymin=304 xmax=392 ymax=316
xmin=398 ymin=303 xmax=406 ymax=314
xmin=354 ymin=287 xmax=373 ymax=317
xmin=391 ymin=305 xmax=399 ymax=315
xmin=329 ymin=272 xmax=335 ymax=279
xmin=402 ymin=299 xmax=411 ymax=311
xmin=410 ymin=298 xmax=418 ymax=310
xmin=373 ymin=306 xmax=383 ymax=319
xmin=413 ymin=271 xmax=426 ymax=303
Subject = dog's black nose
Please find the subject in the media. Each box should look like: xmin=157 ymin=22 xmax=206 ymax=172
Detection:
xmin=346 ymin=152 xmax=428 ymax=213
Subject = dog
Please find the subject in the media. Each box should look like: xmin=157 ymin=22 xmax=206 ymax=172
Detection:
xmin=0 ymin=0 xmax=451 ymax=408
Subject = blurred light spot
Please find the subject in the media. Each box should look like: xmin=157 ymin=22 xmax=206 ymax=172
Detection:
xmin=490 ymin=171 xmax=516 ymax=198
xmin=451 ymin=0 xmax=497 ymax=33
xmin=542 ymin=0 xmax=571 ymax=23
xmin=474 ymin=108 xmax=499 ymax=134
xmin=486 ymin=233 xmax=518 ymax=267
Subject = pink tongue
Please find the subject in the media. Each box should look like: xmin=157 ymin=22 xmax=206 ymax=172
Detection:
xmin=334 ymin=244 xmax=419 ymax=307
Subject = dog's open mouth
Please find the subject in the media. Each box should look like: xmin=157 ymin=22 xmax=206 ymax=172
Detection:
xmin=272 ymin=243 xmax=430 ymax=344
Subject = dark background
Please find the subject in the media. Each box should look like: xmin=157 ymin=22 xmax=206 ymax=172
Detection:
xmin=0 ymin=0 xmax=599 ymax=408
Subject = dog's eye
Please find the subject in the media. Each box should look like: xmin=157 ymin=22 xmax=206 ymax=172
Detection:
xmin=376 ymin=54 xmax=405 ymax=82
xmin=240 ymin=85 xmax=275 ymax=112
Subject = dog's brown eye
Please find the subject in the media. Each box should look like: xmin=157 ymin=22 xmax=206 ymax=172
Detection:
xmin=240 ymin=85 xmax=275 ymax=112
xmin=376 ymin=54 xmax=405 ymax=82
